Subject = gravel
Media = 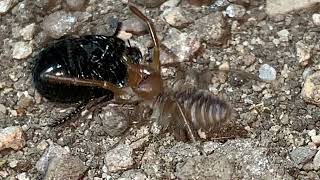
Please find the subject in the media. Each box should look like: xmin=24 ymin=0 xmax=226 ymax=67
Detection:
xmin=1 ymin=0 xmax=320 ymax=179
xmin=176 ymin=139 xmax=293 ymax=179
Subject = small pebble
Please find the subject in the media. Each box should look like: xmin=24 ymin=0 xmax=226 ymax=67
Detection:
xmin=44 ymin=155 xmax=87 ymax=180
xmin=104 ymin=144 xmax=133 ymax=173
xmin=133 ymin=0 xmax=167 ymax=8
xmin=209 ymin=0 xmax=230 ymax=11
xmin=19 ymin=23 xmax=36 ymax=41
xmin=162 ymin=7 xmax=191 ymax=28
xmin=0 ymin=126 xmax=25 ymax=151
xmin=119 ymin=170 xmax=148 ymax=180
xmin=16 ymin=172 xmax=30 ymax=180
xmin=301 ymin=71 xmax=320 ymax=106
xmin=122 ymin=17 xmax=147 ymax=35
xmin=191 ymin=11 xmax=225 ymax=44
xmin=37 ymin=140 xmax=49 ymax=151
xmin=12 ymin=41 xmax=33 ymax=59
xmin=65 ymin=0 xmax=86 ymax=11
xmin=0 ymin=104 xmax=6 ymax=114
xmin=42 ymin=11 xmax=77 ymax=39
xmin=160 ymin=0 xmax=180 ymax=11
xmin=117 ymin=30 xmax=132 ymax=40
xmin=302 ymin=67 xmax=313 ymax=80
xmin=308 ymin=129 xmax=317 ymax=137
xmin=219 ymin=62 xmax=230 ymax=71
xmin=296 ymin=41 xmax=312 ymax=67
xmin=290 ymin=147 xmax=317 ymax=166
xmin=162 ymin=29 xmax=200 ymax=63
xmin=314 ymin=150 xmax=320 ymax=170
xmin=277 ymin=29 xmax=290 ymax=42
xmin=243 ymin=54 xmax=256 ymax=66
xmin=258 ymin=64 xmax=277 ymax=81
xmin=8 ymin=159 xmax=18 ymax=168
xmin=0 ymin=0 xmax=15 ymax=14
xmin=96 ymin=105 xmax=129 ymax=137
xmin=312 ymin=14 xmax=320 ymax=26
xmin=225 ymin=4 xmax=246 ymax=18
xmin=36 ymin=144 xmax=69 ymax=173
xmin=311 ymin=135 xmax=320 ymax=146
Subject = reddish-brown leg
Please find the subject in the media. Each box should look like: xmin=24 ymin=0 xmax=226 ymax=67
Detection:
xmin=128 ymin=4 xmax=161 ymax=72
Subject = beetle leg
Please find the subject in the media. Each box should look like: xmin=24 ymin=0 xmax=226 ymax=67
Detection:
xmin=41 ymin=73 xmax=129 ymax=96
xmin=128 ymin=4 xmax=160 ymax=72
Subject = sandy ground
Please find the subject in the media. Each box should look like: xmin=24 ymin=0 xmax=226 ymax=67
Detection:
xmin=0 ymin=0 xmax=320 ymax=179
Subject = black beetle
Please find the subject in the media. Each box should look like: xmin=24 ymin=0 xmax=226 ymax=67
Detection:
xmin=32 ymin=35 xmax=142 ymax=103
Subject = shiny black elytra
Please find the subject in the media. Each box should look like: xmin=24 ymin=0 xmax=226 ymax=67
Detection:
xmin=32 ymin=35 xmax=142 ymax=102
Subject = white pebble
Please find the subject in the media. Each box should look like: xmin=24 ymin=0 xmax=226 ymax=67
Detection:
xmin=12 ymin=41 xmax=33 ymax=59
xmin=0 ymin=0 xmax=15 ymax=14
xmin=258 ymin=64 xmax=277 ymax=81
xmin=226 ymin=4 xmax=246 ymax=18
xmin=312 ymin=14 xmax=320 ymax=26
xmin=16 ymin=172 xmax=30 ymax=180
xmin=19 ymin=23 xmax=36 ymax=41
xmin=277 ymin=29 xmax=290 ymax=42
xmin=308 ymin=129 xmax=317 ymax=137
xmin=314 ymin=150 xmax=320 ymax=170
xmin=311 ymin=135 xmax=320 ymax=146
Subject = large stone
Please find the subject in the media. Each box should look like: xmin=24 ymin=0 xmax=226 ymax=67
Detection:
xmin=290 ymin=147 xmax=317 ymax=166
xmin=43 ymin=155 xmax=87 ymax=180
xmin=266 ymin=0 xmax=320 ymax=15
xmin=42 ymin=11 xmax=77 ymax=38
xmin=0 ymin=126 xmax=25 ymax=151
xmin=301 ymin=71 xmax=320 ymax=106
xmin=0 ymin=0 xmax=17 ymax=14
xmin=104 ymin=144 xmax=134 ymax=173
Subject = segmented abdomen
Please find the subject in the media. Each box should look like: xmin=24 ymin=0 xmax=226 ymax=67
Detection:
xmin=154 ymin=89 xmax=231 ymax=134
xmin=174 ymin=89 xmax=231 ymax=131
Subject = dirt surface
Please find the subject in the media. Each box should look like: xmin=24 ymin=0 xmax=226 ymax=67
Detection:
xmin=1 ymin=0 xmax=320 ymax=179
